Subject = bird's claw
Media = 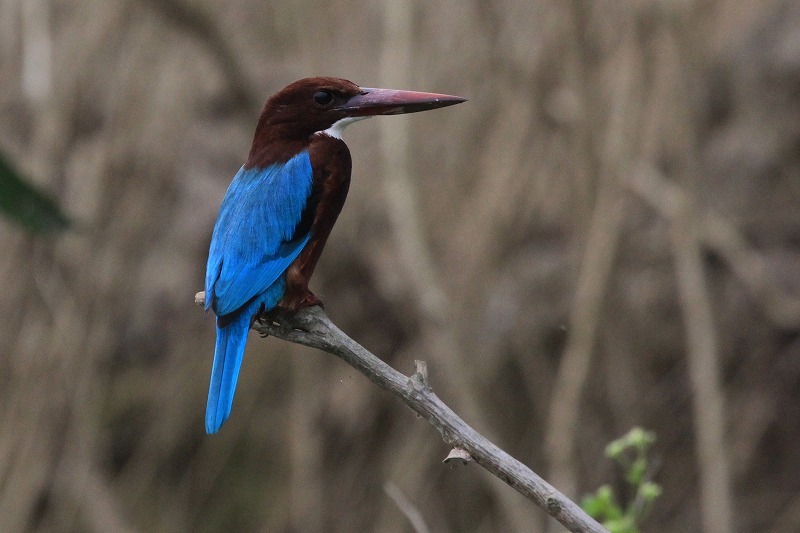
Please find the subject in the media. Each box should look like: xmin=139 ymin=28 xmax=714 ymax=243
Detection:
xmin=259 ymin=306 xmax=309 ymax=335
xmin=299 ymin=292 xmax=325 ymax=310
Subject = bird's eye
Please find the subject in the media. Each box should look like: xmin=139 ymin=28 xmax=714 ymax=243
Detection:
xmin=313 ymin=91 xmax=334 ymax=106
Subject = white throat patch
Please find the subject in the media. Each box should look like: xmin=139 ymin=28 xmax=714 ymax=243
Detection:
xmin=317 ymin=116 xmax=369 ymax=139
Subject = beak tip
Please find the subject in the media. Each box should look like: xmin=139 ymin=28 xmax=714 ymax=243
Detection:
xmin=342 ymin=88 xmax=467 ymax=116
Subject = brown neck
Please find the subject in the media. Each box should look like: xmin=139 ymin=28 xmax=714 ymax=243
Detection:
xmin=279 ymin=133 xmax=352 ymax=310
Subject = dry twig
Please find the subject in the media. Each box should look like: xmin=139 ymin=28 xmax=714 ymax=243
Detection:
xmin=670 ymin=204 xmax=735 ymax=533
xmin=627 ymin=163 xmax=800 ymax=328
xmin=195 ymin=292 xmax=607 ymax=533
xmin=383 ymin=481 xmax=431 ymax=533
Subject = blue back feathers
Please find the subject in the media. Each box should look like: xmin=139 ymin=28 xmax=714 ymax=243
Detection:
xmin=206 ymin=152 xmax=313 ymax=316
xmin=205 ymin=151 xmax=313 ymax=433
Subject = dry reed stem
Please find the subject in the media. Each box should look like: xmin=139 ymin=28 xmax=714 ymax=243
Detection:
xmin=628 ymin=164 xmax=735 ymax=533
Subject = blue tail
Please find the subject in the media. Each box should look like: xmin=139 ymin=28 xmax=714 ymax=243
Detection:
xmin=206 ymin=310 xmax=252 ymax=434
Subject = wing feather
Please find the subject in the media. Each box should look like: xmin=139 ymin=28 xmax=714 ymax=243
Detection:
xmin=205 ymin=152 xmax=314 ymax=317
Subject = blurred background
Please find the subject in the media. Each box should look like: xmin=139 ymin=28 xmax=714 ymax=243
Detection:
xmin=1 ymin=0 xmax=799 ymax=531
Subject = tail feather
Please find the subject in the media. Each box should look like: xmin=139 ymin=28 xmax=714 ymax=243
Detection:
xmin=206 ymin=310 xmax=251 ymax=434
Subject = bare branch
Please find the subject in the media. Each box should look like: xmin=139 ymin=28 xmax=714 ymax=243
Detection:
xmin=196 ymin=292 xmax=607 ymax=533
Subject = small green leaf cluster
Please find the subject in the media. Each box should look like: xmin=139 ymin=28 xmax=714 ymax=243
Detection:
xmin=581 ymin=427 xmax=662 ymax=533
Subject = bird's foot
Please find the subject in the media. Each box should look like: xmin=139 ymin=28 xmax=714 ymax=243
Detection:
xmin=258 ymin=302 xmax=320 ymax=335
xmin=278 ymin=290 xmax=325 ymax=313
xmin=297 ymin=291 xmax=324 ymax=310
xmin=258 ymin=306 xmax=294 ymax=336
xmin=260 ymin=291 xmax=324 ymax=335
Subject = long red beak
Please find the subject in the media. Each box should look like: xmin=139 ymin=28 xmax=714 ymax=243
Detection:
xmin=337 ymin=87 xmax=466 ymax=116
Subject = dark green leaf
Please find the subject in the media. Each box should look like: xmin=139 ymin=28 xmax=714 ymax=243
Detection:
xmin=0 ymin=151 xmax=69 ymax=233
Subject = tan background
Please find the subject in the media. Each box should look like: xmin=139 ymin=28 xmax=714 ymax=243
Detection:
xmin=1 ymin=1 xmax=799 ymax=531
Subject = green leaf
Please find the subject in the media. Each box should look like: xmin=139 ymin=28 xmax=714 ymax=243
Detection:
xmin=604 ymin=515 xmax=638 ymax=533
xmin=581 ymin=493 xmax=607 ymax=518
xmin=628 ymin=427 xmax=656 ymax=452
xmin=639 ymin=481 xmax=662 ymax=503
xmin=627 ymin=456 xmax=647 ymax=486
xmin=0 ymin=151 xmax=69 ymax=233
xmin=581 ymin=485 xmax=623 ymax=520
xmin=605 ymin=438 xmax=627 ymax=460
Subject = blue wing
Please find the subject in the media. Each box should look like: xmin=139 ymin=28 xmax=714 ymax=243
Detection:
xmin=205 ymin=151 xmax=314 ymax=317
xmin=204 ymin=151 xmax=313 ymax=433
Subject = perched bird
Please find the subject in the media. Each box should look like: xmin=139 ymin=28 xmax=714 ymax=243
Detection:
xmin=204 ymin=77 xmax=465 ymax=433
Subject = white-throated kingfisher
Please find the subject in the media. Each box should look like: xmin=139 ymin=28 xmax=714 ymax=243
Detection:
xmin=204 ymin=77 xmax=465 ymax=433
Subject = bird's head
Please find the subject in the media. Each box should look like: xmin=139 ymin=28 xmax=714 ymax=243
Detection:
xmin=248 ymin=77 xmax=465 ymax=166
